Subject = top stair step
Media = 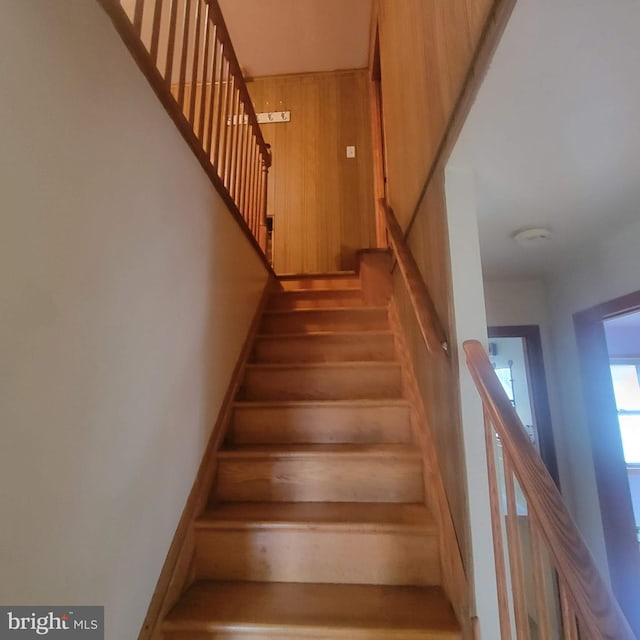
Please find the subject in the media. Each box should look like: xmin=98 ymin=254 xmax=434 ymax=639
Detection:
xmin=261 ymin=307 xmax=389 ymax=334
xmin=267 ymin=288 xmax=366 ymax=310
xmin=278 ymin=273 xmax=360 ymax=291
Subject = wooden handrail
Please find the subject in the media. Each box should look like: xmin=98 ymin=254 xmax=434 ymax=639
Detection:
xmin=464 ymin=339 xmax=635 ymax=640
xmin=382 ymin=201 xmax=449 ymax=355
xmin=98 ymin=0 xmax=272 ymax=266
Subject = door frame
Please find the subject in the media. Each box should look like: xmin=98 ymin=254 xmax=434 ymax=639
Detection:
xmin=368 ymin=23 xmax=388 ymax=248
xmin=573 ymin=290 xmax=640 ymax=634
xmin=488 ymin=324 xmax=560 ymax=487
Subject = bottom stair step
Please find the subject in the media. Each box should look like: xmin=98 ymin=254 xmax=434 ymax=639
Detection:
xmin=163 ymin=581 xmax=461 ymax=640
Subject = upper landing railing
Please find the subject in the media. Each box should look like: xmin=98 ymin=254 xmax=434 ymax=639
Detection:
xmin=98 ymin=0 xmax=272 ymax=258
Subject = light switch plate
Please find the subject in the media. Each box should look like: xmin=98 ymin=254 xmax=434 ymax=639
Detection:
xmin=346 ymin=145 xmax=356 ymax=158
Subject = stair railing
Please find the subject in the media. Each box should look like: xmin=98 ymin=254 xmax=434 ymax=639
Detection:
xmin=98 ymin=0 xmax=272 ymax=255
xmin=382 ymin=202 xmax=449 ymax=355
xmin=464 ymin=339 xmax=635 ymax=640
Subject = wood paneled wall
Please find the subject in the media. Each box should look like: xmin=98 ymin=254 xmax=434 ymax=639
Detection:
xmin=248 ymin=70 xmax=375 ymax=274
xmin=377 ymin=0 xmax=493 ymax=228
xmin=374 ymin=0 xmax=513 ymax=625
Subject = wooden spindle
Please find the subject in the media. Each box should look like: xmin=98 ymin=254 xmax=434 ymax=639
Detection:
xmin=483 ymin=411 xmax=513 ymax=640
xmin=248 ymin=141 xmax=258 ymax=234
xmin=222 ymin=78 xmax=237 ymax=189
xmin=239 ymin=115 xmax=251 ymax=215
xmin=233 ymin=102 xmax=246 ymax=204
xmin=559 ymin=583 xmax=579 ymax=640
xmin=177 ymin=0 xmax=193 ymax=109
xmin=197 ymin=4 xmax=212 ymax=142
xmin=205 ymin=31 xmax=220 ymax=157
xmin=133 ymin=0 xmax=144 ymax=35
xmin=253 ymin=147 xmax=261 ymax=235
xmin=216 ymin=58 xmax=231 ymax=179
xmin=228 ymin=87 xmax=241 ymax=193
xmin=530 ymin=523 xmax=553 ymax=639
xmin=219 ymin=66 xmax=233 ymax=184
xmin=504 ymin=458 xmax=531 ymax=640
xmin=212 ymin=43 xmax=227 ymax=171
xmin=149 ymin=0 xmax=163 ymax=63
xmin=188 ymin=0 xmax=203 ymax=126
xmin=164 ymin=0 xmax=179 ymax=84
xmin=225 ymin=86 xmax=238 ymax=193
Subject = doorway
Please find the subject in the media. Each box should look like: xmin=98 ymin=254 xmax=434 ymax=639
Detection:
xmin=488 ymin=325 xmax=559 ymax=486
xmin=574 ymin=291 xmax=640 ymax=635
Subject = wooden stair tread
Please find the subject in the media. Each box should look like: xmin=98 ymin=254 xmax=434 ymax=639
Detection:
xmin=164 ymin=581 xmax=460 ymax=638
xmin=270 ymin=287 xmax=364 ymax=296
xmin=263 ymin=306 xmax=387 ymax=316
xmin=255 ymin=330 xmax=394 ymax=339
xmin=218 ymin=443 xmax=420 ymax=458
xmin=233 ymin=399 xmax=411 ymax=409
xmin=198 ymin=502 xmax=436 ymax=531
xmin=244 ymin=361 xmax=399 ymax=370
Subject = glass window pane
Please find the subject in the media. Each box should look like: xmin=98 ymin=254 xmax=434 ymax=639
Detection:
xmin=619 ymin=414 xmax=640 ymax=464
xmin=610 ymin=364 xmax=640 ymax=411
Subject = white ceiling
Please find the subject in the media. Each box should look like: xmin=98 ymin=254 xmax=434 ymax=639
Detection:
xmin=218 ymin=0 xmax=373 ymax=78
xmin=449 ymin=0 xmax=640 ymax=280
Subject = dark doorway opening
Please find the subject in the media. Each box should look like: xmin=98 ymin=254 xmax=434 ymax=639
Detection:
xmin=488 ymin=325 xmax=559 ymax=487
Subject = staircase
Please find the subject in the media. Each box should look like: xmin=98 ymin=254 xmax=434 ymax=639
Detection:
xmin=162 ymin=272 xmax=461 ymax=639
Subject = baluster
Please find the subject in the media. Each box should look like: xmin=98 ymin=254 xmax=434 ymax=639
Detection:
xmin=483 ymin=411 xmax=513 ymax=640
xmin=164 ymin=0 xmax=179 ymax=85
xmin=233 ymin=103 xmax=247 ymax=205
xmin=216 ymin=59 xmax=232 ymax=178
xmin=149 ymin=0 xmax=163 ymax=64
xmin=260 ymin=152 xmax=269 ymax=249
xmin=177 ymin=0 xmax=193 ymax=110
xmin=224 ymin=82 xmax=239 ymax=190
xmin=205 ymin=33 xmax=220 ymax=157
xmin=197 ymin=4 xmax=212 ymax=142
xmin=238 ymin=115 xmax=251 ymax=216
xmin=220 ymin=75 xmax=236 ymax=191
xmin=530 ymin=523 xmax=553 ymax=639
xmin=253 ymin=148 xmax=262 ymax=237
xmin=133 ymin=0 xmax=145 ymax=36
xmin=229 ymin=99 xmax=241 ymax=202
xmin=504 ymin=458 xmax=531 ymax=640
xmin=212 ymin=51 xmax=228 ymax=172
xmin=248 ymin=141 xmax=258 ymax=234
xmin=188 ymin=0 xmax=203 ymax=126
xmin=559 ymin=583 xmax=579 ymax=640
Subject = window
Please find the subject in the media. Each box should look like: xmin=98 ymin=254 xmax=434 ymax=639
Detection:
xmin=610 ymin=363 xmax=640 ymax=465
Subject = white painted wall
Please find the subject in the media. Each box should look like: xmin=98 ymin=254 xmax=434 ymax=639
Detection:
xmin=0 ymin=2 xmax=268 ymax=639
xmin=444 ymin=167 xmax=501 ymax=639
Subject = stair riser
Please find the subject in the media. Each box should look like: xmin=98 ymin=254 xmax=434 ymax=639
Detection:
xmin=278 ymin=277 xmax=360 ymax=291
xmin=267 ymin=291 xmax=366 ymax=310
xmin=252 ymin=334 xmax=395 ymax=363
xmin=240 ymin=366 xmax=402 ymax=401
xmin=163 ymin=629 xmax=455 ymax=640
xmin=214 ymin=457 xmax=424 ymax=502
xmin=231 ymin=405 xmax=412 ymax=444
xmin=194 ymin=528 xmax=440 ymax=586
xmin=261 ymin=309 xmax=388 ymax=334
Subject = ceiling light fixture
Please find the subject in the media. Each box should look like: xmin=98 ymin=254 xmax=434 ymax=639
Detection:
xmin=511 ymin=226 xmax=552 ymax=247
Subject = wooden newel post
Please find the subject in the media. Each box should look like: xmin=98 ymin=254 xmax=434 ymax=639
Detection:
xmin=259 ymin=146 xmax=271 ymax=253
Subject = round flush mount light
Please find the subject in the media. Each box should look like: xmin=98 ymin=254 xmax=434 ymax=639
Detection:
xmin=511 ymin=226 xmax=552 ymax=247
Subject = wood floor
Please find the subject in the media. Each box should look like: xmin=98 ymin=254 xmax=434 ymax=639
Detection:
xmin=162 ymin=273 xmax=461 ymax=639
